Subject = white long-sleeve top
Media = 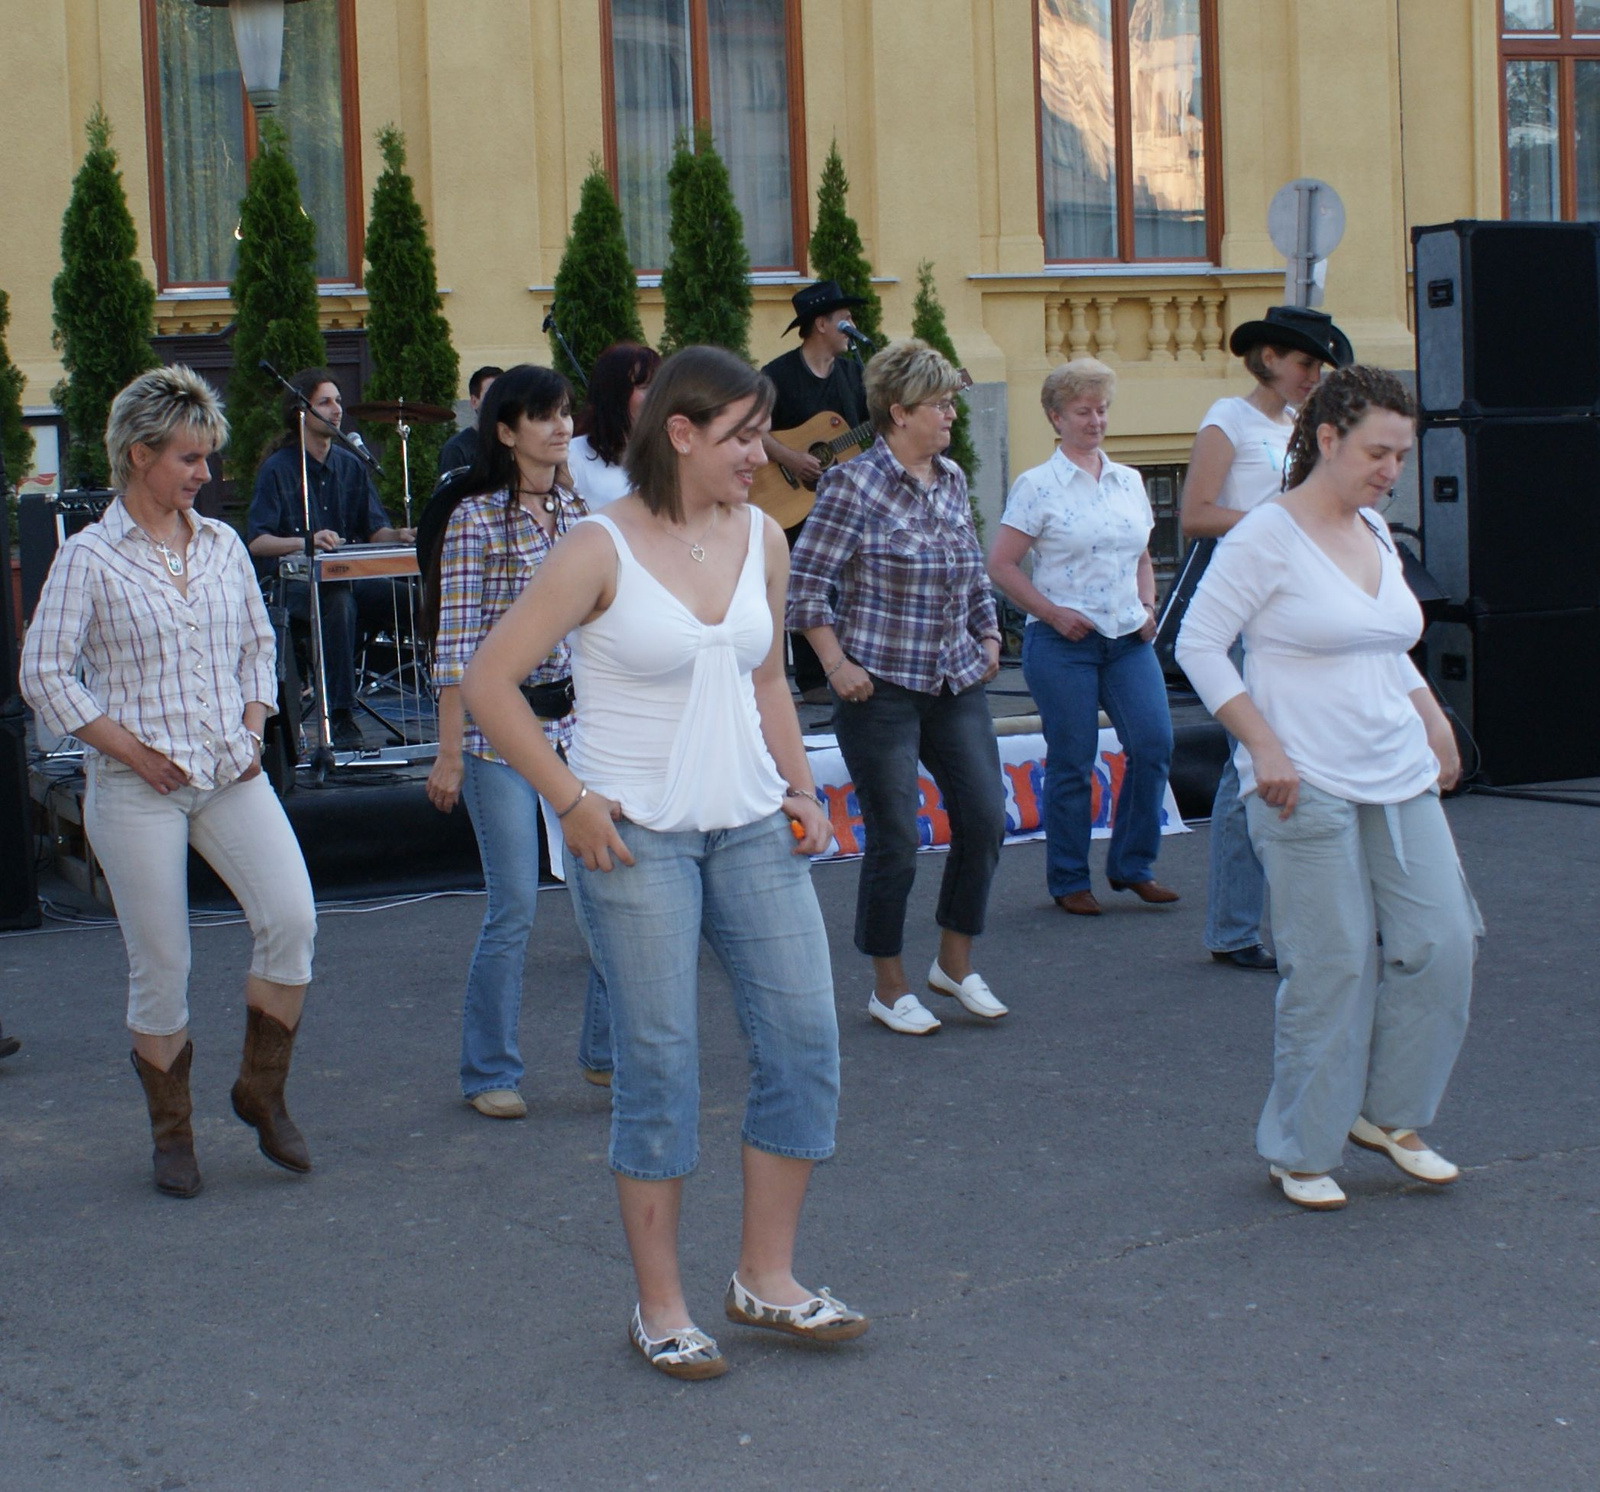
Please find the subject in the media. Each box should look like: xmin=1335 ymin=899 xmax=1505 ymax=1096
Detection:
xmin=1175 ymin=503 xmax=1438 ymax=804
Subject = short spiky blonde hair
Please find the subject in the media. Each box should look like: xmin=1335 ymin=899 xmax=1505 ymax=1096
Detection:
xmin=864 ymin=338 xmax=962 ymax=434
xmin=105 ymin=365 xmax=228 ymax=487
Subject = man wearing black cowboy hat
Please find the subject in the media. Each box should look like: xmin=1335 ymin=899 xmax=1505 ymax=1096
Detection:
xmin=762 ymin=281 xmax=873 ymax=699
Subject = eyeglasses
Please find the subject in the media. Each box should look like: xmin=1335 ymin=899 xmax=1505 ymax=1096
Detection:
xmin=921 ymin=398 xmax=959 ymax=415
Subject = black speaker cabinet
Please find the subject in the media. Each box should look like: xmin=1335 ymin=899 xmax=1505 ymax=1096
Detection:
xmin=18 ymin=490 xmax=113 ymax=623
xmin=1424 ymin=608 xmax=1600 ymax=785
xmin=1413 ymin=220 xmax=1600 ymax=418
xmin=1418 ymin=417 xmax=1600 ymax=613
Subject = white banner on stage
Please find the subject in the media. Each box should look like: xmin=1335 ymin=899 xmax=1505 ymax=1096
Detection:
xmin=802 ymin=730 xmax=1187 ymax=862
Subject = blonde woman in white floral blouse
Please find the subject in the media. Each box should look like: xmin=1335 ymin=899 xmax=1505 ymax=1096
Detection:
xmin=987 ymin=358 xmax=1177 ymax=917
xmin=21 ymin=366 xmax=316 ymax=1199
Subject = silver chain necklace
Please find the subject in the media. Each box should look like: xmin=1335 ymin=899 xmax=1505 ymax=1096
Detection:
xmin=140 ymin=523 xmax=186 ymax=576
xmin=663 ymin=505 xmax=719 ymax=563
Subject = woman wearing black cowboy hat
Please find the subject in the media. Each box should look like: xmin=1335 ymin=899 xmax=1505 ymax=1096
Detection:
xmin=1179 ymin=305 xmax=1353 ymax=975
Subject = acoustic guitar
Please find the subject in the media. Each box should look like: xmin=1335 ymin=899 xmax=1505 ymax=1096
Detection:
xmin=751 ymin=411 xmax=874 ymax=528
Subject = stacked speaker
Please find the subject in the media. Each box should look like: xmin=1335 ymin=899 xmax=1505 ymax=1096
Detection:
xmin=1413 ymin=220 xmax=1600 ymax=785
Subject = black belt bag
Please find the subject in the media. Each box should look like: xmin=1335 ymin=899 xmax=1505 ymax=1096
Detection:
xmin=520 ymin=677 xmax=576 ymax=720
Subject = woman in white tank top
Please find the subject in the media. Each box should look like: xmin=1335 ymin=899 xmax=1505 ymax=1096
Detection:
xmin=462 ymin=347 xmax=866 ymax=1381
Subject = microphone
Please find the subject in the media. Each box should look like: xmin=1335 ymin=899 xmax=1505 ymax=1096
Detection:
xmin=837 ymin=320 xmax=872 ymax=348
xmin=345 ymin=430 xmax=385 ymax=476
xmin=542 ymin=306 xmax=557 ymax=333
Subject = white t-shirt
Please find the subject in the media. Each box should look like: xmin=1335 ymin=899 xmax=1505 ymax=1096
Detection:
xmin=1175 ymin=503 xmax=1438 ymax=805
xmin=567 ymin=435 xmax=633 ymax=510
xmin=999 ymin=447 xmax=1153 ymax=638
xmin=1199 ymin=396 xmax=1293 ymax=513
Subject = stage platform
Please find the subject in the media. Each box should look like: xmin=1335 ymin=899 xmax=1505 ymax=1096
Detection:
xmin=24 ymin=662 xmax=1232 ymax=911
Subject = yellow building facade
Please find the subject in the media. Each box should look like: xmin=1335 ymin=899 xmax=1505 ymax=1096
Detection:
xmin=0 ymin=1 xmax=1526 ymax=540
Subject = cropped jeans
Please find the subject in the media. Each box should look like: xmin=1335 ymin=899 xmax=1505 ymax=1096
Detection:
xmin=1021 ymin=623 xmax=1173 ymax=896
xmin=1246 ymin=782 xmax=1481 ymax=1174
xmin=568 ymin=810 xmax=839 ymax=1182
xmin=460 ymin=752 xmax=611 ymax=1098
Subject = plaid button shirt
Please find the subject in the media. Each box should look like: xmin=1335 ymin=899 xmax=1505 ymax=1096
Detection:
xmin=787 ymin=437 xmax=998 ymax=694
xmin=19 ymin=499 xmax=278 ymax=789
xmin=432 ymin=487 xmax=583 ymax=760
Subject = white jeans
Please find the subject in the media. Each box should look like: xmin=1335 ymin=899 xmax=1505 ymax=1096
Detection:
xmin=85 ymin=758 xmax=317 ymax=1036
xmin=1246 ymin=782 xmax=1483 ymax=1175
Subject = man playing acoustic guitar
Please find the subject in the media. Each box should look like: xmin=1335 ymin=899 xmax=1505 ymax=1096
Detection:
xmin=762 ymin=281 xmax=872 ymax=702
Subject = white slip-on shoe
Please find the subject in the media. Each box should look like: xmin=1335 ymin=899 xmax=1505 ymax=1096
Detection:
xmin=468 ymin=1089 xmax=527 ymax=1119
xmin=867 ymin=993 xmax=941 ymax=1035
xmin=1269 ymin=1165 xmax=1347 ymax=1210
xmin=927 ymin=960 xmax=1008 ymax=1019
xmin=1349 ymin=1117 xmax=1459 ymax=1184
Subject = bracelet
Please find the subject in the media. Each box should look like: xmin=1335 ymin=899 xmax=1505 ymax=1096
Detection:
xmin=823 ymin=656 xmax=847 ymax=680
xmin=556 ymin=784 xmax=588 ymax=818
xmin=784 ymin=785 xmax=825 ymax=808
xmin=246 ymin=729 xmax=264 ymax=752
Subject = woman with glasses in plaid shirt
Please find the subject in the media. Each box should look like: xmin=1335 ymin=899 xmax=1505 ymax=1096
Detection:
xmin=422 ymin=365 xmax=611 ymax=1119
xmin=789 ymin=339 xmax=1008 ymax=1037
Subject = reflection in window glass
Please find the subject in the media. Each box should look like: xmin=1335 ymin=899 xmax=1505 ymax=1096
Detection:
xmin=1505 ymin=59 xmax=1560 ymax=220
xmin=155 ymin=0 xmax=246 ymax=284
xmin=707 ymin=0 xmax=793 ymax=268
xmin=1129 ymin=0 xmax=1206 ymax=259
xmin=1577 ymin=62 xmax=1600 ymax=219
xmin=1577 ymin=1 xmax=1600 ymax=32
xmin=1039 ymin=0 xmax=1117 ymax=258
xmin=611 ymin=0 xmax=694 ymax=270
xmin=1502 ymin=0 xmax=1555 ymax=30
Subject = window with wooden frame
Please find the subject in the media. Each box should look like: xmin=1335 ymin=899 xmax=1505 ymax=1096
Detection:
xmin=139 ymin=0 xmax=363 ymax=289
xmin=601 ymin=0 xmax=807 ymax=273
xmin=1501 ymin=1 xmax=1600 ymax=220
xmin=1034 ymin=0 xmax=1219 ymax=264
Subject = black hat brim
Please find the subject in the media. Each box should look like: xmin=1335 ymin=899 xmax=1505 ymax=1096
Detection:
xmin=1228 ymin=318 xmax=1354 ymax=368
xmin=785 ymin=294 xmax=868 ymax=333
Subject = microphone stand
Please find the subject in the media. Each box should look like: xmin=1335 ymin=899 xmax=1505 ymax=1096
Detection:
xmin=543 ymin=307 xmax=588 ymax=390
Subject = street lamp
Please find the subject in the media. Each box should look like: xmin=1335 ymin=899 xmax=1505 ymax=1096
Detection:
xmin=192 ymin=0 xmax=309 ymax=114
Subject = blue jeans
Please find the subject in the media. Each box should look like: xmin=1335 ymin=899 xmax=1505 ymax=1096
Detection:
xmin=1021 ymin=623 xmax=1173 ymax=896
xmin=1202 ymin=638 xmax=1266 ymax=953
xmin=568 ymin=811 xmax=840 ymax=1182
xmin=829 ymin=676 xmax=1004 ymax=958
xmin=460 ymin=753 xmax=611 ymax=1098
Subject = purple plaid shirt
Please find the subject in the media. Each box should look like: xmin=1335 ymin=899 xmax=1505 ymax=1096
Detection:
xmin=787 ymin=437 xmax=998 ymax=694
xmin=433 ymin=487 xmax=583 ymax=760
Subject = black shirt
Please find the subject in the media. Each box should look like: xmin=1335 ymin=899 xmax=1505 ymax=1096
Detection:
xmin=761 ymin=346 xmax=868 ymax=438
xmin=438 ymin=425 xmax=479 ymax=477
xmin=248 ymin=443 xmax=391 ymax=558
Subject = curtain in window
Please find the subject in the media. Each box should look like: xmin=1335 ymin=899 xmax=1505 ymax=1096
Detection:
xmin=155 ymin=0 xmax=246 ymax=284
xmin=154 ymin=0 xmax=348 ymax=285
xmin=1505 ymin=59 xmax=1560 ymax=220
xmin=612 ymin=0 xmax=694 ymax=270
xmin=1039 ymin=0 xmax=1117 ymax=259
xmin=279 ymin=0 xmax=348 ymax=280
xmin=707 ymin=0 xmax=793 ymax=268
xmin=1128 ymin=0 xmax=1205 ymax=259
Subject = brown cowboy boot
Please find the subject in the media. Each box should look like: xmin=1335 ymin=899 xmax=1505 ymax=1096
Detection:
xmin=130 ymin=1041 xmax=203 ymax=1198
xmin=230 ymin=1007 xmax=312 ymax=1173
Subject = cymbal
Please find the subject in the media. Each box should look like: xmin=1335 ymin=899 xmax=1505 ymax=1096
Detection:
xmin=346 ymin=399 xmax=457 ymax=425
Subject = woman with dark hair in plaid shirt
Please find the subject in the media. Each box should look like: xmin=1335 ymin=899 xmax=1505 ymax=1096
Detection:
xmin=788 ymin=339 xmax=1009 ymax=1037
xmin=423 ymin=365 xmax=611 ymax=1119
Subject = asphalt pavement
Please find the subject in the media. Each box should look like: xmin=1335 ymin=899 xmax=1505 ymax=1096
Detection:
xmin=2 ymin=784 xmax=1597 ymax=1492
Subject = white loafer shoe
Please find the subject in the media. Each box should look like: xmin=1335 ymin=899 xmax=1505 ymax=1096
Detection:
xmin=1269 ymin=1165 xmax=1347 ymax=1210
xmin=927 ymin=961 xmax=1008 ymax=1019
xmin=868 ymin=993 xmax=941 ymax=1035
xmin=1349 ymin=1117 xmax=1459 ymax=1184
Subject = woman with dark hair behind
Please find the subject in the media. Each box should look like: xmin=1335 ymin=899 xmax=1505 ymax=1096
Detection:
xmin=462 ymin=345 xmax=864 ymax=1381
xmin=567 ymin=343 xmax=661 ymax=510
xmin=423 ymin=365 xmax=611 ymax=1118
xmin=1177 ymin=366 xmax=1481 ymax=1212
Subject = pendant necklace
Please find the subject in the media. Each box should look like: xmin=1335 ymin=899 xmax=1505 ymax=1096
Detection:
xmin=142 ymin=522 xmax=186 ymax=576
xmin=520 ymin=483 xmax=559 ymax=515
xmin=664 ymin=504 xmax=719 ymax=563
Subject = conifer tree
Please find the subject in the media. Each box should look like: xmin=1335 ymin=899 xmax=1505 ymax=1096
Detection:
xmin=808 ymin=141 xmax=884 ymax=347
xmin=363 ymin=125 xmax=460 ymax=511
xmin=50 ymin=108 xmax=157 ymax=488
xmin=659 ymin=127 xmax=752 ymax=358
xmin=911 ymin=260 xmax=982 ymax=533
xmin=227 ymin=118 xmax=326 ymax=503
xmin=550 ymin=160 xmax=645 ymax=390
xmin=1 ymin=290 xmax=35 ymax=501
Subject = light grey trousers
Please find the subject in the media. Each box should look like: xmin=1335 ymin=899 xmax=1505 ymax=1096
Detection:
xmin=1245 ymin=782 xmax=1482 ymax=1174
